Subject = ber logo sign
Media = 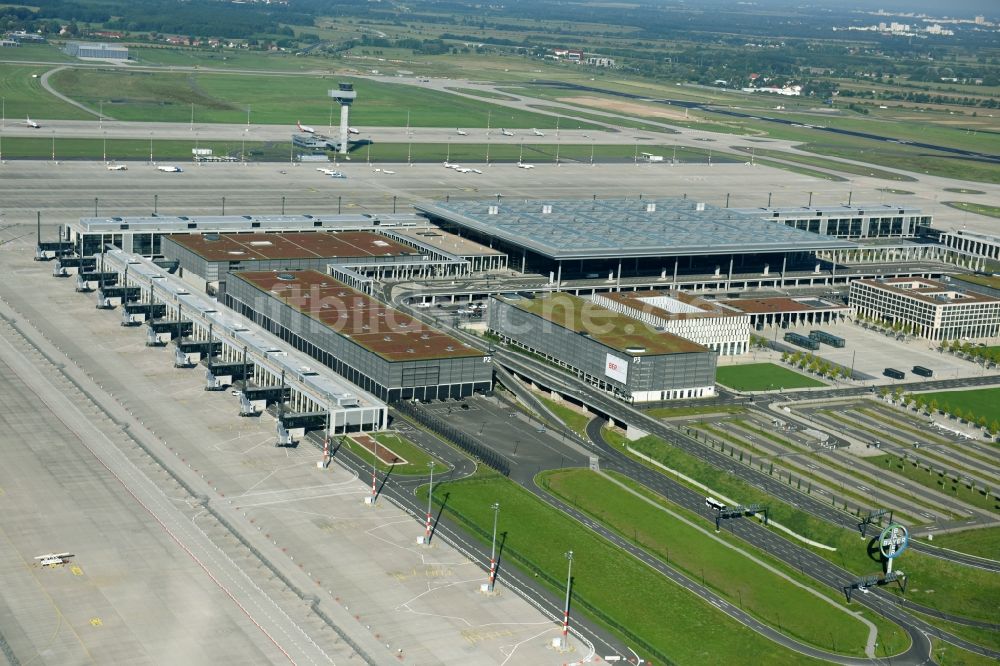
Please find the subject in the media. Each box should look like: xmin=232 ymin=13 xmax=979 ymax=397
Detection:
xmin=605 ymin=353 xmax=629 ymax=383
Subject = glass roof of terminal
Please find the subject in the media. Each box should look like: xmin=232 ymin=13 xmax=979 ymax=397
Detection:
xmin=417 ymin=198 xmax=854 ymax=260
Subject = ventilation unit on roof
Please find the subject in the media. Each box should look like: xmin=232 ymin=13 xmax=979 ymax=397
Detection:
xmin=383 ymin=336 xmax=392 ymax=341
xmin=204 ymin=233 xmax=220 ymax=241
xmin=445 ymin=345 xmax=454 ymax=351
xmin=276 ymin=273 xmax=296 ymax=281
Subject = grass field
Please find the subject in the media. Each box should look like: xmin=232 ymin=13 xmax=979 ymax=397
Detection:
xmin=733 ymin=146 xmax=916 ymax=182
xmin=541 ymin=468 xmax=878 ymax=655
xmin=943 ymin=188 xmax=986 ymax=194
xmin=537 ymin=396 xmax=591 ymax=437
xmin=356 ymin=141 xmax=737 ymax=164
xmin=46 ymin=68 xmax=602 ymax=129
xmin=919 ymin=387 xmax=1000 ymax=425
xmin=715 ymin=363 xmax=825 ymax=391
xmin=526 ymin=103 xmax=677 ymax=133
xmin=0 ymin=64 xmax=92 ymax=121
xmin=873 ymin=454 xmax=999 ymax=513
xmin=751 ymin=157 xmax=848 ymax=181
xmin=444 ymin=87 xmax=520 ymax=102
xmin=942 ymin=201 xmax=1000 ymax=219
xmin=0 ymin=136 xmax=293 ymax=161
xmin=600 ymin=427 xmax=1000 ymax=623
xmin=931 ymin=638 xmax=1000 ymax=666
xmin=342 ymin=432 xmax=446 ymax=476
xmin=921 ymin=527 xmax=1000 ymax=562
xmin=422 ymin=469 xmax=832 ymax=664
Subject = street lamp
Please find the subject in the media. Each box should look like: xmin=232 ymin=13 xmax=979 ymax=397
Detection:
xmin=560 ymin=550 xmax=574 ymax=649
xmin=424 ymin=462 xmax=435 ymax=544
xmin=371 ymin=437 xmax=378 ymax=500
xmin=487 ymin=502 xmax=500 ymax=591
xmin=221 ymin=196 xmax=226 ymax=216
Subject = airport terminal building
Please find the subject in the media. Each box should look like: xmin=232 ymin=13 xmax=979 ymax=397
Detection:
xmin=225 ymin=269 xmax=493 ymax=402
xmin=162 ymin=231 xmax=424 ymax=292
xmin=416 ymin=197 xmax=854 ymax=285
xmin=489 ymin=292 xmax=716 ymax=403
xmin=850 ymin=277 xmax=1000 ymax=341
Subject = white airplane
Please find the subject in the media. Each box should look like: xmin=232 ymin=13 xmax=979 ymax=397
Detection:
xmin=25 ymin=116 xmax=40 ymax=129
xmin=456 ymin=129 xmax=468 ymax=136
xmin=107 ymin=164 xmax=127 ymax=171
xmin=517 ymin=162 xmax=535 ymax=169
xmin=35 ymin=552 xmax=72 ymax=566
xmin=347 ymin=127 xmax=360 ymax=135
xmin=500 ymin=128 xmax=514 ymax=136
xmin=455 ymin=167 xmax=471 ymax=173
xmin=381 ymin=169 xmax=395 ymax=174
xmin=157 ymin=165 xmax=183 ymax=173
xmin=532 ymin=128 xmax=545 ymax=136
xmin=469 ymin=168 xmax=482 ymax=174
xmin=443 ymin=162 xmax=460 ymax=169
xmin=296 ymin=121 xmax=316 ymax=134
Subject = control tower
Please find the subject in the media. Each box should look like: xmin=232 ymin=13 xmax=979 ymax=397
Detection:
xmin=328 ymin=83 xmax=357 ymax=155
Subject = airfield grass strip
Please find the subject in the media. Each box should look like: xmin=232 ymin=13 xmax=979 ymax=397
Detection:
xmin=540 ymin=468 xmax=873 ymax=656
xmin=599 ymin=427 xmax=1000 ymax=622
xmin=421 ymin=469 xmax=830 ymax=665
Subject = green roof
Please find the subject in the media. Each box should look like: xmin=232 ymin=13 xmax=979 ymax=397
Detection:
xmin=955 ymin=274 xmax=1000 ymax=291
xmin=508 ymin=292 xmax=706 ymax=355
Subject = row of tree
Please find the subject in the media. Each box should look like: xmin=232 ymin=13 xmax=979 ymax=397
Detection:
xmin=780 ymin=350 xmax=852 ymax=380
xmin=882 ymin=388 xmax=1000 ymax=437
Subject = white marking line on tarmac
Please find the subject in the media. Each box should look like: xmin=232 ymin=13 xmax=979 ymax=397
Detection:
xmin=241 ymin=479 xmax=356 ymax=499
xmin=500 ymin=626 xmax=562 ymax=666
xmin=237 ymin=491 xmax=359 ymax=509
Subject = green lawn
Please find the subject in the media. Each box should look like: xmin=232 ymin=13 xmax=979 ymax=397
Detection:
xmin=0 ymin=136 xmax=293 ymax=161
xmin=715 ymin=363 xmax=825 ymax=391
xmin=921 ymin=527 xmax=1000 ymax=562
xmin=358 ymin=141 xmax=737 ymax=164
xmin=444 ymin=87 xmax=521 ymax=102
xmin=526 ymin=103 xmax=677 ymax=133
xmin=0 ymin=64 xmax=92 ymax=121
xmin=605 ymin=428 xmax=1000 ymax=623
xmin=537 ymin=396 xmax=591 ymax=437
xmin=541 ymin=468 xmax=877 ymax=655
xmin=422 ymin=469 xmax=831 ymax=665
xmin=919 ymin=387 xmax=1000 ymax=425
xmin=342 ymin=432 xmax=446 ymax=476
xmin=942 ymin=201 xmax=1000 ymax=219
xmin=931 ymin=638 xmax=1000 ymax=666
xmin=46 ymin=68 xmax=603 ymax=129
xmin=873 ymin=454 xmax=999 ymax=513
xmin=752 ymin=157 xmax=848 ymax=181
xmin=733 ymin=146 xmax=916 ymax=182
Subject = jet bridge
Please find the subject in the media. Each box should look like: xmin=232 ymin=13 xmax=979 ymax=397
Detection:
xmin=97 ymin=249 xmax=387 ymax=434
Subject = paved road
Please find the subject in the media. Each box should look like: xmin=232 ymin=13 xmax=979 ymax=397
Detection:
xmin=301 ymin=417 xmax=633 ymax=664
xmin=584 ymin=420 xmax=999 ymax=662
xmin=0 ymin=310 xmax=339 ymax=665
xmin=497 ymin=348 xmax=1000 ymax=575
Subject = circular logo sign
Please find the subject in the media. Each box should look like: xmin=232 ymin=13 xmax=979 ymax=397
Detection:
xmin=878 ymin=523 xmax=909 ymax=560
